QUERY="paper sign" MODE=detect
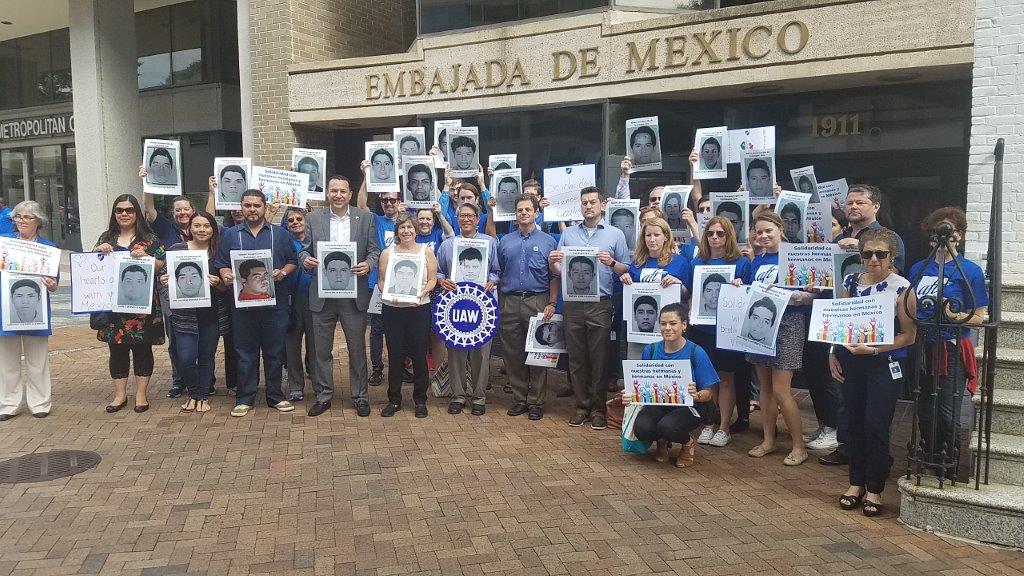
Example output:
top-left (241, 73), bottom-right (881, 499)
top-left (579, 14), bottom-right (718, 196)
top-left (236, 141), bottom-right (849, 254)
top-left (543, 164), bottom-right (595, 222)
top-left (0, 237), bottom-right (61, 277)
top-left (790, 166), bottom-right (821, 202)
top-left (809, 291), bottom-right (897, 345)
top-left (402, 155), bottom-right (436, 209)
top-left (624, 282), bottom-right (681, 344)
top-left (737, 282), bottom-right (791, 355)
top-left (394, 127), bottom-right (426, 168)
top-left (805, 202), bottom-right (833, 243)
top-left (292, 148), bottom-right (326, 201)
top-left (253, 166), bottom-right (308, 207)
top-left (562, 246), bottom-right (599, 302)
top-left (525, 313), bottom-right (567, 353)
top-left (690, 265), bottom-right (736, 325)
top-left (1, 274), bottom-right (49, 331)
top-left (779, 242), bottom-right (838, 288)
top-left (741, 147), bottom-right (777, 204)
top-left (112, 256), bottom-right (156, 314)
top-left (447, 126), bottom-right (479, 178)
top-left (491, 168), bottom-right (523, 222)
top-left (726, 126), bottom-right (775, 165)
top-left (70, 252), bottom-right (115, 314)
top-left (834, 250), bottom-right (863, 292)
top-left (775, 190), bottom-right (812, 244)
top-left (818, 178), bottom-right (849, 209)
top-left (451, 237), bottom-right (490, 285)
top-left (488, 154), bottom-right (517, 170)
top-left (167, 250), bottom-right (211, 309)
top-left (716, 284), bottom-right (761, 354)
top-left (214, 157), bottom-right (252, 210)
top-left (526, 352), bottom-right (560, 368)
top-left (365, 141), bottom-right (400, 193)
top-left (660, 185), bottom-right (692, 231)
top-left (710, 191), bottom-right (749, 244)
top-left (433, 119), bottom-right (462, 166)
top-left (142, 139), bottom-right (182, 195)
top-left (626, 116), bottom-right (662, 172)
top-left (317, 242), bottom-right (358, 299)
top-left (605, 199), bottom-right (640, 252)
top-left (693, 126), bottom-right (727, 179)
top-left (383, 252), bottom-right (425, 304)
top-left (622, 360), bottom-right (694, 406)
top-left (231, 249), bottom-right (276, 308)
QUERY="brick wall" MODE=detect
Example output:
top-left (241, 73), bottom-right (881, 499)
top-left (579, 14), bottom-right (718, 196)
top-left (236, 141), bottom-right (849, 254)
top-left (966, 0), bottom-right (1024, 278)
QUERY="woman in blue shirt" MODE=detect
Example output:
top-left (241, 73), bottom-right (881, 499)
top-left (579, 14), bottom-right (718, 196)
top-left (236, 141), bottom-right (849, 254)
top-left (621, 303), bottom-right (719, 468)
top-left (620, 217), bottom-right (691, 289)
top-left (282, 207), bottom-right (316, 401)
top-left (0, 201), bottom-right (59, 420)
top-left (829, 228), bottom-right (917, 517)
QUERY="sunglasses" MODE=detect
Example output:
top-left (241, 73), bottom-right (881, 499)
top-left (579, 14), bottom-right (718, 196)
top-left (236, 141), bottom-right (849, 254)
top-left (286, 217), bottom-right (304, 223)
top-left (114, 207), bottom-right (136, 215)
top-left (860, 250), bottom-right (891, 260)
top-left (705, 230), bottom-right (726, 238)
top-left (380, 198), bottom-right (399, 204)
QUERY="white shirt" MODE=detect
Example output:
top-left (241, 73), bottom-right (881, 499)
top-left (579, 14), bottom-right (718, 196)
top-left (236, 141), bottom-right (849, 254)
top-left (330, 209), bottom-right (351, 242)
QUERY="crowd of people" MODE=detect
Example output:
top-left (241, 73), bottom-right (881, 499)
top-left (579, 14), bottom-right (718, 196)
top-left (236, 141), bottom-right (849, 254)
top-left (0, 146), bottom-right (988, 518)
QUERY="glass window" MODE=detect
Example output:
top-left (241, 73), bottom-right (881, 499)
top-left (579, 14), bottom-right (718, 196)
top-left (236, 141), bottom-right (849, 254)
top-left (49, 30), bottom-right (73, 102)
top-left (171, 1), bottom-right (205, 84)
top-left (17, 33), bottom-right (51, 107)
top-left (137, 7), bottom-right (173, 89)
top-left (1, 149), bottom-right (28, 208)
top-left (420, 0), bottom-right (608, 35)
top-left (0, 42), bottom-right (18, 109)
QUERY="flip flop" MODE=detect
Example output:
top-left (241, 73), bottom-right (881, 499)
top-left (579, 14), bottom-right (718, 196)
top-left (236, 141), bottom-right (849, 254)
top-left (747, 444), bottom-right (777, 458)
top-left (181, 399), bottom-right (197, 412)
top-left (783, 452), bottom-right (809, 466)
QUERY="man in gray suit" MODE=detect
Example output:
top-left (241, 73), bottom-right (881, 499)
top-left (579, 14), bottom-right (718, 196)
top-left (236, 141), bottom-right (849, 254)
top-left (299, 174), bottom-right (380, 417)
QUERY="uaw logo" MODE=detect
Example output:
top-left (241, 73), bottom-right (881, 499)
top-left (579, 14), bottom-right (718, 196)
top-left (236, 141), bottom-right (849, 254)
top-left (432, 282), bottom-right (498, 350)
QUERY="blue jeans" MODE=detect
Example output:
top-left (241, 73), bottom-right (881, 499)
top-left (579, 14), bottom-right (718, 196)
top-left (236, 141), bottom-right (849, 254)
top-left (232, 306), bottom-right (288, 407)
top-left (174, 323), bottom-right (220, 400)
top-left (369, 313), bottom-right (384, 372)
top-left (164, 312), bottom-right (182, 389)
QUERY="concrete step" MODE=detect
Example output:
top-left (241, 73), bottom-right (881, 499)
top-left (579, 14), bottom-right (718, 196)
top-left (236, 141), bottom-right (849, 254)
top-left (898, 476), bottom-right (1024, 549)
top-left (973, 389), bottom-right (1024, 437)
top-left (990, 311), bottom-right (1024, 349)
top-left (1002, 282), bottom-right (1024, 314)
top-left (970, 432), bottom-right (1024, 487)
top-left (976, 346), bottom-right (1024, 392)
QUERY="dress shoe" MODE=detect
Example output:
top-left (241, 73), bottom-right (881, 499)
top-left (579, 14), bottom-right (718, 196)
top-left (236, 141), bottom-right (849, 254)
top-left (356, 400), bottom-right (370, 417)
top-left (590, 414), bottom-right (607, 430)
top-left (819, 448), bottom-right (849, 465)
top-left (0, 413), bottom-right (16, 421)
top-left (528, 405), bottom-right (543, 421)
top-left (507, 403), bottom-right (529, 416)
top-left (307, 401), bottom-right (331, 417)
top-left (447, 401), bottom-right (464, 415)
top-left (381, 403), bottom-right (401, 417)
top-left (729, 418), bottom-right (750, 433)
top-left (415, 404), bottom-right (428, 418)
top-left (105, 399), bottom-right (128, 413)
top-left (368, 369), bottom-right (384, 386)
top-left (32, 412), bottom-right (49, 418)
top-left (568, 413), bottom-right (588, 427)
top-left (133, 404), bottom-right (150, 413)
top-left (471, 404), bottom-right (486, 416)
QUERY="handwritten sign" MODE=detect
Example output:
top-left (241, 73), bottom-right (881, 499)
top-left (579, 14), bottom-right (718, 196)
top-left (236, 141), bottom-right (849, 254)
top-left (809, 292), bottom-right (896, 346)
top-left (542, 164), bottom-right (595, 222)
top-left (69, 252), bottom-right (115, 314)
top-left (818, 178), bottom-right (849, 208)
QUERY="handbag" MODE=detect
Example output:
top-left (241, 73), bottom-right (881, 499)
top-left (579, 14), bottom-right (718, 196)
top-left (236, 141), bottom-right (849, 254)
top-left (621, 403), bottom-right (652, 454)
top-left (89, 312), bottom-right (112, 330)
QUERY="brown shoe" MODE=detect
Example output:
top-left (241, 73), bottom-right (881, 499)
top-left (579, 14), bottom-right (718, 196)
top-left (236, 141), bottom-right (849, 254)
top-left (653, 440), bottom-right (670, 462)
top-left (675, 438), bottom-right (696, 468)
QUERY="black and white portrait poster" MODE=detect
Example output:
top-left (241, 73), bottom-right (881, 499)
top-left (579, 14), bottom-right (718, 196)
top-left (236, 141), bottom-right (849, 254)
top-left (626, 116), bottom-right (662, 172)
top-left (433, 119), bottom-right (462, 167)
top-left (689, 265), bottom-right (736, 326)
top-left (488, 154), bottom-right (517, 171)
top-left (447, 126), bottom-right (479, 178)
top-left (1, 273), bottom-right (48, 331)
top-left (710, 191), bottom-right (749, 244)
top-left (659, 185), bottom-right (692, 231)
top-left (741, 147), bottom-right (777, 204)
top-left (167, 250), bottom-right (211, 310)
top-left (790, 165), bottom-right (821, 202)
top-left (214, 157), bottom-right (252, 210)
top-left (317, 241), bottom-right (358, 299)
top-left (605, 199), bottom-right (640, 252)
top-left (738, 283), bottom-right (790, 355)
top-left (383, 253), bottom-right (425, 304)
top-left (491, 168), bottom-right (523, 222)
top-left (402, 155), bottom-right (436, 209)
top-left (562, 246), bottom-right (599, 302)
top-left (231, 249), bottom-right (276, 308)
top-left (365, 141), bottom-right (400, 193)
top-left (393, 127), bottom-right (426, 168)
top-left (142, 139), bottom-right (182, 195)
top-left (451, 237), bottom-right (490, 285)
top-left (624, 282), bottom-right (680, 344)
top-left (692, 126), bottom-right (727, 180)
top-left (774, 190), bottom-right (812, 245)
top-left (112, 256), bottom-right (156, 314)
top-left (834, 249), bottom-right (863, 290)
top-left (525, 313), bottom-right (567, 353)
top-left (292, 148), bottom-right (326, 201)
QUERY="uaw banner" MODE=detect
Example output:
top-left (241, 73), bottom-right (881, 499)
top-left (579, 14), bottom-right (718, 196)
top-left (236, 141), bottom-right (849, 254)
top-left (432, 282), bottom-right (499, 350)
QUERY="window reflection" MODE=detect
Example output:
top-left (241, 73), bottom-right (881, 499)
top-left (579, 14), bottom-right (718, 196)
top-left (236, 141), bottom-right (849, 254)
top-left (420, 0), bottom-right (608, 35)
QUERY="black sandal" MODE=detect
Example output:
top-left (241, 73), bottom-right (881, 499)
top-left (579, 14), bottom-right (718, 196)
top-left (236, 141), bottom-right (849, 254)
top-left (862, 499), bottom-right (884, 517)
top-left (839, 493), bottom-right (864, 510)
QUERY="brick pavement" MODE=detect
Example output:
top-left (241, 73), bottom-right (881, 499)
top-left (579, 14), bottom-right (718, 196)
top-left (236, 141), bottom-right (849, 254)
top-left (0, 325), bottom-right (1022, 576)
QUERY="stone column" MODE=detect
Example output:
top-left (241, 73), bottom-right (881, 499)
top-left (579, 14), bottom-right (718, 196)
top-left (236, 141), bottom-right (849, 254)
top-left (67, 0), bottom-right (140, 247)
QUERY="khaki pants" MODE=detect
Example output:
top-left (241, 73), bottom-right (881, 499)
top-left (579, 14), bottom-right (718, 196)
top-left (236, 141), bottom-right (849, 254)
top-left (448, 341), bottom-right (493, 406)
top-left (0, 335), bottom-right (52, 415)
top-left (499, 292), bottom-right (550, 406)
top-left (563, 299), bottom-right (613, 416)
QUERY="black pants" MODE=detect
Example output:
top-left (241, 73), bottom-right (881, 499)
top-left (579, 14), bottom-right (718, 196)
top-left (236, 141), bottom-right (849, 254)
top-left (839, 353), bottom-right (902, 494)
top-left (803, 340), bottom-right (845, 432)
top-left (381, 303), bottom-right (431, 406)
top-left (734, 361), bottom-right (752, 422)
top-left (108, 341), bottom-right (155, 379)
top-left (919, 341), bottom-right (970, 479)
top-left (633, 406), bottom-right (702, 444)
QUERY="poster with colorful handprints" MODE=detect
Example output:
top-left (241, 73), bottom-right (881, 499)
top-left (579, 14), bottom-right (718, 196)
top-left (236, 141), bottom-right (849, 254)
top-left (778, 242), bottom-right (838, 288)
top-left (805, 202), bottom-right (833, 243)
top-left (622, 360), bottom-right (694, 406)
top-left (808, 291), bottom-right (896, 346)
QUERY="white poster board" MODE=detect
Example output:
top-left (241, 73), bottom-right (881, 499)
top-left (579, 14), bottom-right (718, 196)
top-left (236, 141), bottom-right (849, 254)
top-left (433, 119), bottom-right (462, 166)
top-left (716, 284), bottom-right (755, 354)
top-left (402, 155), bottom-right (436, 209)
top-left (488, 154), bottom-right (517, 170)
top-left (834, 250), bottom-right (863, 292)
top-left (365, 141), bottom-right (400, 193)
top-left (253, 166), bottom-right (308, 208)
top-left (447, 126), bottom-right (479, 178)
top-left (543, 164), bottom-right (595, 222)
top-left (394, 127), bottom-right (426, 168)
top-left (167, 250), bottom-right (212, 309)
top-left (660, 185), bottom-right (692, 232)
top-left (741, 147), bottom-right (777, 204)
top-left (805, 202), bottom-right (833, 243)
top-left (726, 126), bottom-right (775, 165)
top-left (624, 282), bottom-right (681, 344)
top-left (525, 352), bottom-right (560, 368)
top-left (737, 282), bottom-right (791, 355)
top-left (491, 168), bottom-right (523, 222)
top-left (1, 274), bottom-right (49, 331)
top-left (231, 249), bottom-right (276, 308)
top-left (779, 242), bottom-right (838, 288)
top-left (693, 126), bottom-right (728, 179)
top-left (562, 246), bottom-right (599, 302)
top-left (790, 165), bottom-right (821, 202)
top-left (214, 157), bottom-right (252, 210)
top-left (622, 360), bottom-right (694, 406)
top-left (775, 190), bottom-right (812, 244)
top-left (525, 313), bottom-right (567, 353)
top-left (626, 116), bottom-right (662, 172)
top-left (317, 241), bottom-right (358, 299)
top-left (69, 252), bottom-right (115, 314)
top-left (112, 256), bottom-right (156, 314)
top-left (690, 265), bottom-right (736, 326)
top-left (710, 191), bottom-right (749, 244)
top-left (0, 237), bottom-right (61, 277)
top-left (605, 199), bottom-right (640, 252)
top-left (383, 252), bottom-right (425, 304)
top-left (818, 178), bottom-right (849, 209)
top-left (292, 148), bottom-right (326, 201)
top-left (809, 292), bottom-right (897, 346)
top-left (451, 237), bottom-right (490, 285)
top-left (142, 139), bottom-right (182, 195)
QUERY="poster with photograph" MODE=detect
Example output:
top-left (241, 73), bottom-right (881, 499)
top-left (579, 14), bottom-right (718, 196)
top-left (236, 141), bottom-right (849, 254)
top-left (112, 256), bottom-right (156, 314)
top-left (809, 291), bottom-right (897, 346)
top-left (0, 237), bottom-right (61, 277)
top-left (451, 237), bottom-right (490, 285)
top-left (624, 283), bottom-right (681, 344)
top-left (433, 119), bottom-right (462, 166)
top-left (447, 126), bottom-right (479, 178)
top-left (292, 148), bottom-right (326, 201)
top-left (1, 274), bottom-right (48, 331)
top-left (805, 202), bottom-right (833, 243)
top-left (368, 285), bottom-right (383, 314)
top-left (622, 360), bottom-right (694, 406)
top-left (726, 126), bottom-right (775, 165)
top-left (69, 252), bottom-right (115, 314)
top-left (525, 313), bottom-right (567, 353)
top-left (741, 148), bottom-right (776, 204)
top-left (525, 352), bottom-right (560, 368)
top-left (491, 168), bottom-right (523, 222)
top-left (488, 154), bottom-right (517, 171)
top-left (779, 242), bottom-right (838, 288)
top-left (710, 191), bottom-right (749, 244)
top-left (790, 166), bottom-right (821, 202)
top-left (672, 228), bottom-right (693, 248)
top-left (716, 284), bottom-right (760, 354)
top-left (693, 126), bottom-right (728, 179)
top-left (214, 157), bottom-right (252, 210)
top-left (660, 185), bottom-right (692, 231)
top-left (167, 250), bottom-right (211, 310)
top-left (365, 141), bottom-right (400, 193)
top-left (317, 241), bottom-right (358, 299)
top-left (543, 164), bottom-right (595, 222)
top-left (774, 190), bottom-right (812, 244)
top-left (393, 127), bottom-right (426, 168)
top-left (252, 166), bottom-right (308, 207)
top-left (737, 283), bottom-right (791, 355)
top-left (230, 249), bottom-right (276, 308)
top-left (383, 252), bottom-right (425, 304)
top-left (696, 210), bottom-right (712, 236)
top-left (562, 246), bottom-right (599, 302)
top-left (605, 199), bottom-right (640, 252)
top-left (690, 265), bottom-right (736, 326)
top-left (834, 249), bottom-right (863, 292)
top-left (818, 178), bottom-right (849, 209)
top-left (402, 155), bottom-right (436, 209)
top-left (142, 139), bottom-right (182, 195)
top-left (626, 116), bottom-right (662, 172)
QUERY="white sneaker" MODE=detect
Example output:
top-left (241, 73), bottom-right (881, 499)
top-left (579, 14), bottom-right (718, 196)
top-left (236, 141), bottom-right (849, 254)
top-left (273, 400), bottom-right (295, 413)
top-left (806, 427), bottom-right (839, 451)
top-left (708, 430), bottom-right (731, 447)
top-left (802, 425), bottom-right (824, 444)
top-left (230, 404), bottom-right (251, 417)
top-left (697, 425), bottom-right (715, 444)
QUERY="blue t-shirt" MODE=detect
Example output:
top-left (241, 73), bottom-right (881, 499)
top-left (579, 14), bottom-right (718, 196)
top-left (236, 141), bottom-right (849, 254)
top-left (369, 216), bottom-right (397, 289)
top-left (745, 252), bottom-right (779, 285)
top-left (640, 339), bottom-right (720, 391)
top-left (151, 213), bottom-right (188, 253)
top-left (289, 238), bottom-right (313, 297)
top-left (0, 206), bottom-right (13, 235)
top-left (415, 227), bottom-right (446, 257)
top-left (909, 255), bottom-right (989, 341)
top-left (627, 254), bottom-right (693, 287)
top-left (689, 255), bottom-right (752, 334)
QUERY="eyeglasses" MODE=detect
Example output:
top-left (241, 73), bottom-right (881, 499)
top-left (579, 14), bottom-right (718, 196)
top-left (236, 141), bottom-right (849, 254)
top-left (860, 250), bottom-right (891, 261)
top-left (705, 230), bottom-right (726, 238)
top-left (114, 207), bottom-right (136, 215)
top-left (286, 217), bottom-right (304, 223)
top-left (12, 214), bottom-right (36, 221)
top-left (380, 198), bottom-right (399, 204)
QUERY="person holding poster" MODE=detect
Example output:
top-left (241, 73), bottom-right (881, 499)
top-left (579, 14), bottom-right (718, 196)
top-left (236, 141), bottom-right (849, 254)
top-left (619, 217), bottom-right (690, 347)
top-left (0, 201), bottom-right (59, 421)
top-left (437, 203), bottom-right (501, 416)
top-left (621, 304), bottom-right (719, 468)
top-left (281, 207), bottom-right (316, 403)
top-left (741, 150), bottom-right (776, 203)
top-left (828, 228), bottom-right (917, 517)
top-left (215, 190), bottom-right (297, 418)
top-left (143, 140), bottom-right (181, 194)
top-left (378, 214), bottom-right (437, 418)
top-left (550, 186), bottom-right (630, 430)
top-left (93, 195), bottom-right (167, 415)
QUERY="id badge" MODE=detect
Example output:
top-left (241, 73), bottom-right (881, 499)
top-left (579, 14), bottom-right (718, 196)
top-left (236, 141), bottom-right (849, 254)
top-left (889, 360), bottom-right (903, 380)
